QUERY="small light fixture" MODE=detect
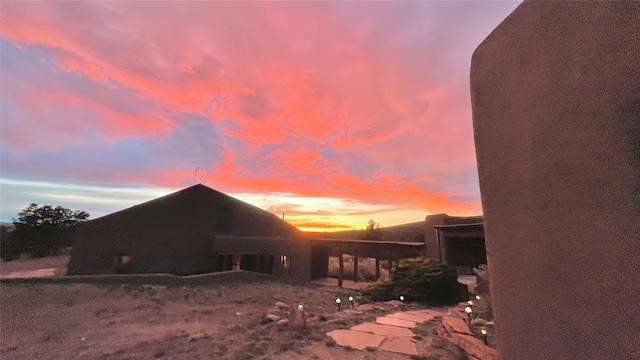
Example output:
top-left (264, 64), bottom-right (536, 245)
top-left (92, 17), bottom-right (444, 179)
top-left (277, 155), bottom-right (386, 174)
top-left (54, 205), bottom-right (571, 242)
top-left (468, 300), bottom-right (474, 307)
top-left (399, 295), bottom-right (405, 302)
top-left (475, 294), bottom-right (481, 300)
top-left (348, 296), bottom-right (354, 309)
top-left (336, 298), bottom-right (342, 311)
top-left (481, 328), bottom-right (488, 345)
top-left (464, 306), bottom-right (472, 323)
top-left (298, 304), bottom-right (304, 311)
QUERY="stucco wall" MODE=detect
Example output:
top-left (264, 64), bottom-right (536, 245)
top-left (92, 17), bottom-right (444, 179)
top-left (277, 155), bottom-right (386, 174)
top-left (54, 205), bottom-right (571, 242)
top-left (471, 1), bottom-right (640, 359)
top-left (425, 214), bottom-right (484, 261)
top-left (425, 214), bottom-right (447, 260)
top-left (213, 236), bottom-right (312, 282)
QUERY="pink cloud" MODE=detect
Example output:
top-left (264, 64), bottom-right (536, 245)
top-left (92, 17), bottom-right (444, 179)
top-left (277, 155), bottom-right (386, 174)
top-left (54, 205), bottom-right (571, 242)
top-left (0, 1), bottom-right (520, 225)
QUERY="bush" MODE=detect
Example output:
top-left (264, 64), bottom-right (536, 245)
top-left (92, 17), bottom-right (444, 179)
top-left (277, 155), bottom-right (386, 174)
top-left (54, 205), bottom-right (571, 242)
top-left (361, 257), bottom-right (459, 305)
top-left (1, 226), bottom-right (20, 261)
top-left (473, 293), bottom-right (493, 320)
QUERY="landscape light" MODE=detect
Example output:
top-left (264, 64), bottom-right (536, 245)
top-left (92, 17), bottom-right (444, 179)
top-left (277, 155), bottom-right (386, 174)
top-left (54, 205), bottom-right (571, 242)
top-left (481, 328), bottom-right (488, 345)
top-left (348, 296), bottom-right (354, 309)
top-left (468, 300), bottom-right (474, 307)
top-left (464, 306), bottom-right (472, 323)
top-left (400, 295), bottom-right (405, 302)
top-left (298, 304), bottom-right (304, 311)
top-left (336, 298), bottom-right (342, 311)
top-left (475, 294), bottom-right (481, 301)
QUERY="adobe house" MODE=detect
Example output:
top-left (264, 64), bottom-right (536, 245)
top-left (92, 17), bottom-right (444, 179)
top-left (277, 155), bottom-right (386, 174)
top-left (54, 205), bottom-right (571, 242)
top-left (424, 214), bottom-right (486, 271)
top-left (67, 184), bottom-right (312, 281)
top-left (68, 183), bottom-right (427, 285)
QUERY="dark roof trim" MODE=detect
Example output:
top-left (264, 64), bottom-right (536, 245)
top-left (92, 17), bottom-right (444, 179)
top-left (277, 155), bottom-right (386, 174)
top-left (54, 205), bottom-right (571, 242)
top-left (215, 236), bottom-right (293, 241)
top-left (433, 223), bottom-right (484, 229)
top-left (308, 238), bottom-right (424, 247)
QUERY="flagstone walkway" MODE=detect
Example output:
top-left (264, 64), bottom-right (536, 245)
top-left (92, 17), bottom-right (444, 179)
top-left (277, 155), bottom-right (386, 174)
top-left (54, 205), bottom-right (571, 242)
top-left (326, 307), bottom-right (449, 356)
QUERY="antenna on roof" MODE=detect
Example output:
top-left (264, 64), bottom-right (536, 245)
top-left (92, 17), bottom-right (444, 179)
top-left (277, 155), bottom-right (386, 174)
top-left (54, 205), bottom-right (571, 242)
top-left (194, 166), bottom-right (203, 185)
top-left (282, 212), bottom-right (285, 220)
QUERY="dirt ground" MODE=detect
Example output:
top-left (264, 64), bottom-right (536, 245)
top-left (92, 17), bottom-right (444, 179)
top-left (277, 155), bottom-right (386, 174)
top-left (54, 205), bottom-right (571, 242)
top-left (0, 281), bottom-right (457, 360)
top-left (0, 255), bottom-right (70, 276)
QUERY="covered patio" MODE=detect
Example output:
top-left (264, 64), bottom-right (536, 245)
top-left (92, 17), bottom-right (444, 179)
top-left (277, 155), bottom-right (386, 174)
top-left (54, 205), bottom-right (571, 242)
top-left (307, 238), bottom-right (424, 287)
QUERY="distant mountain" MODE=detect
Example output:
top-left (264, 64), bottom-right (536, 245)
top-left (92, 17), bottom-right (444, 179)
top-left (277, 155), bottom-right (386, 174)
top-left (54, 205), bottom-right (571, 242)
top-left (0, 222), bottom-right (14, 228)
top-left (324, 220), bottom-right (425, 242)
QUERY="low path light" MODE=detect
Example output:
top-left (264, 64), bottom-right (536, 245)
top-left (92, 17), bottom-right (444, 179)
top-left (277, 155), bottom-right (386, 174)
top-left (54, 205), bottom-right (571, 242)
top-left (399, 295), bottom-right (405, 302)
top-left (475, 294), bottom-right (481, 301)
top-left (481, 328), bottom-right (488, 345)
top-left (464, 306), bottom-right (472, 323)
top-left (348, 296), bottom-right (354, 309)
top-left (336, 298), bottom-right (342, 311)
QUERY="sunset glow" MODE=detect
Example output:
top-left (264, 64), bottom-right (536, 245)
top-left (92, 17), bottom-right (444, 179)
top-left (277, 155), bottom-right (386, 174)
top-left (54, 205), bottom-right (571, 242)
top-left (0, 1), bottom-right (521, 232)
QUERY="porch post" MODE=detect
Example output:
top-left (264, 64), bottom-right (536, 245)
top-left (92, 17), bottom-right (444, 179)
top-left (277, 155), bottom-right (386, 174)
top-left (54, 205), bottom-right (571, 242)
top-left (338, 248), bottom-right (344, 288)
top-left (388, 249), bottom-right (393, 277)
top-left (225, 254), bottom-right (231, 271)
top-left (353, 248), bottom-right (359, 282)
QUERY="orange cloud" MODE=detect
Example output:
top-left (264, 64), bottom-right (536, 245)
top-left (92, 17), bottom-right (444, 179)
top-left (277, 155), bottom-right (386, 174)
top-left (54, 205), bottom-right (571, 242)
top-left (0, 1), bottom-right (520, 227)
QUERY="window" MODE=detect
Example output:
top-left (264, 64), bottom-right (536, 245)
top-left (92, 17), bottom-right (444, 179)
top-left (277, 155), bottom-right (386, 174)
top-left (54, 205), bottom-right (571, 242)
top-left (232, 254), bottom-right (241, 270)
top-left (114, 254), bottom-right (132, 274)
top-left (217, 207), bottom-right (233, 234)
top-left (113, 255), bottom-right (132, 266)
top-left (280, 255), bottom-right (289, 269)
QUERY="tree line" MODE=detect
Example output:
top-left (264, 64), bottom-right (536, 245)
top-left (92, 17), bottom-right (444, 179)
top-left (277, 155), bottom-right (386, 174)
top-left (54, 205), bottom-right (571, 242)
top-left (1, 204), bottom-right (89, 261)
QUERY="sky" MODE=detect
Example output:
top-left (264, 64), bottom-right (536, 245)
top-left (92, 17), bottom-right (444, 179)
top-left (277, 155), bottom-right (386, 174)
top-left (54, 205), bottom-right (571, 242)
top-left (0, 1), bottom-right (521, 232)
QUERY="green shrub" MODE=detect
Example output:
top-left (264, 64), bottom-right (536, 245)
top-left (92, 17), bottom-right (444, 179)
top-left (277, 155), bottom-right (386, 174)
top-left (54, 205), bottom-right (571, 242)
top-left (473, 293), bottom-right (493, 320)
top-left (361, 257), bottom-right (459, 305)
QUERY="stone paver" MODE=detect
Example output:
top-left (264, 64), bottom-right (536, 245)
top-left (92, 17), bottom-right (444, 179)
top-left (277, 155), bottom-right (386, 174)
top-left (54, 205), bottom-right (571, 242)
top-left (387, 309), bottom-right (446, 323)
top-left (375, 316), bottom-right (416, 328)
top-left (457, 275), bottom-right (477, 294)
top-left (351, 323), bottom-right (414, 338)
top-left (343, 309), bottom-right (363, 315)
top-left (355, 304), bottom-right (385, 311)
top-left (452, 333), bottom-right (499, 360)
top-left (384, 300), bottom-right (405, 307)
top-left (326, 304), bottom-right (457, 356)
top-left (442, 316), bottom-right (473, 336)
top-left (379, 338), bottom-right (419, 355)
top-left (326, 329), bottom-right (385, 350)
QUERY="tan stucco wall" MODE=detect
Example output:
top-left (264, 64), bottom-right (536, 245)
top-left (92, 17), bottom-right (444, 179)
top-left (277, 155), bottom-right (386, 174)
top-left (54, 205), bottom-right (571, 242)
top-left (425, 214), bottom-right (484, 262)
top-left (425, 214), bottom-right (447, 260)
top-left (471, 1), bottom-right (640, 359)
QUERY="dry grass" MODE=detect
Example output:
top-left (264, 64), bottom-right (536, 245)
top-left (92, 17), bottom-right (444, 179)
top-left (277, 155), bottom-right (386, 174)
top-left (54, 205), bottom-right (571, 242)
top-left (0, 281), bottom-right (419, 360)
top-left (468, 294), bottom-right (496, 350)
top-left (327, 256), bottom-right (389, 282)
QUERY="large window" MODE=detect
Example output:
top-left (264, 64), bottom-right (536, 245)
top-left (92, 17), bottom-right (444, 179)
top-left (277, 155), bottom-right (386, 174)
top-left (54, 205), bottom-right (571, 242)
top-left (217, 207), bottom-right (233, 234)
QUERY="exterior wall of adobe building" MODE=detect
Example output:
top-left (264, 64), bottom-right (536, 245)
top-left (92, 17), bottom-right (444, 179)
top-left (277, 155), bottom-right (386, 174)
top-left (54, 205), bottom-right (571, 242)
top-left (471, 1), bottom-right (640, 359)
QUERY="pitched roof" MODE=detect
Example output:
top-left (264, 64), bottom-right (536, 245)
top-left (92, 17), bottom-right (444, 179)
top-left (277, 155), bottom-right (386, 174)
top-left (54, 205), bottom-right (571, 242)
top-left (84, 184), bottom-right (298, 233)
